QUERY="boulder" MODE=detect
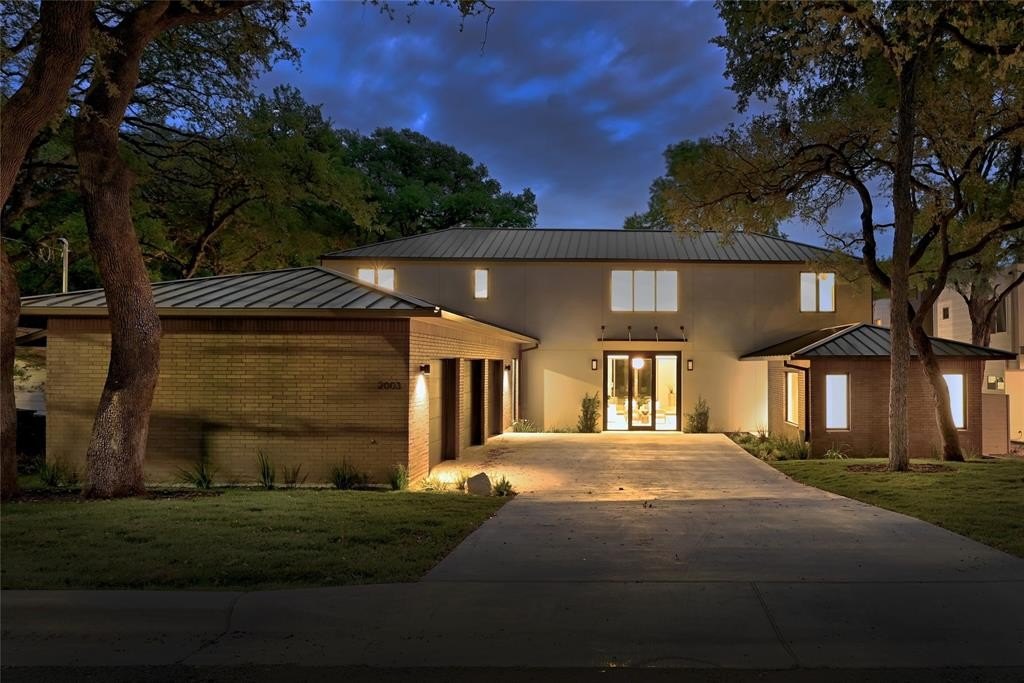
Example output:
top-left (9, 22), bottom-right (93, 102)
top-left (466, 472), bottom-right (492, 496)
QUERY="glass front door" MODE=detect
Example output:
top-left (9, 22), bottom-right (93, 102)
top-left (605, 352), bottom-right (679, 431)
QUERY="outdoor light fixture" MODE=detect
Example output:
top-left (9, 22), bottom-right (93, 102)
top-left (419, 364), bottom-right (431, 375)
top-left (687, 359), bottom-right (694, 371)
top-left (631, 357), bottom-right (646, 370)
top-left (504, 364), bottom-right (511, 372)
top-left (591, 359), bottom-right (598, 371)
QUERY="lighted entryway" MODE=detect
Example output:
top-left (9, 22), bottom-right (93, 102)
top-left (604, 352), bottom-right (679, 430)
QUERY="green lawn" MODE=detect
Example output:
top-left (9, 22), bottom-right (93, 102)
top-left (771, 458), bottom-right (1024, 558)
top-left (1, 488), bottom-right (506, 590)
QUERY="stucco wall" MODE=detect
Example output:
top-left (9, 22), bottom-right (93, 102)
top-left (323, 258), bottom-right (872, 430)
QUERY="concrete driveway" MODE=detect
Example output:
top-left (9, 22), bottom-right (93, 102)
top-left (5, 433), bottom-right (1024, 672)
top-left (429, 432), bottom-right (1024, 582)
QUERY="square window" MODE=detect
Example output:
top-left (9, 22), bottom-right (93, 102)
top-left (825, 374), bottom-right (849, 430)
top-left (357, 267), bottom-right (375, 284)
top-left (474, 269), bottom-right (489, 299)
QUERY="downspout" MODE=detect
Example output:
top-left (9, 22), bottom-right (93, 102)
top-left (517, 342), bottom-right (540, 421)
top-left (784, 360), bottom-right (811, 444)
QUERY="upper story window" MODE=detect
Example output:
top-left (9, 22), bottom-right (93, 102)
top-left (800, 272), bottom-right (835, 312)
top-left (992, 300), bottom-right (1007, 334)
top-left (474, 269), bottom-right (489, 299)
top-left (611, 270), bottom-right (677, 312)
top-left (941, 306), bottom-right (950, 320)
top-left (357, 267), bottom-right (395, 291)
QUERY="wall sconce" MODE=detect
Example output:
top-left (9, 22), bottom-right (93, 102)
top-left (504, 364), bottom-right (511, 372)
top-left (419, 363), bottom-right (431, 375)
top-left (686, 359), bottom-right (694, 372)
top-left (591, 359), bottom-right (598, 371)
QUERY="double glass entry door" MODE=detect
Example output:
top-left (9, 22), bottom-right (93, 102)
top-left (605, 353), bottom-right (679, 431)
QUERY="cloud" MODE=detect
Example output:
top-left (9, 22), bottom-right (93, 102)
top-left (259, 0), bottom-right (891, 251)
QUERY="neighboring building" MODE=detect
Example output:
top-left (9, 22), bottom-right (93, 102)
top-left (872, 298), bottom-right (890, 328)
top-left (20, 228), bottom-right (1013, 483)
top-left (932, 265), bottom-right (1024, 445)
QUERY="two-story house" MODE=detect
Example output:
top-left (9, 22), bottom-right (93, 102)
top-left (21, 227), bottom-right (1013, 483)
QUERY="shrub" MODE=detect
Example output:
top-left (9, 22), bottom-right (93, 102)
top-left (548, 425), bottom-right (578, 433)
top-left (38, 459), bottom-right (79, 488)
top-left (178, 453), bottom-right (215, 489)
top-left (281, 464), bottom-right (308, 488)
top-left (256, 452), bottom-right (276, 490)
top-left (685, 396), bottom-right (710, 433)
top-left (454, 470), bottom-right (471, 492)
top-left (577, 392), bottom-right (601, 433)
top-left (419, 476), bottom-right (450, 492)
top-left (775, 436), bottom-right (809, 461)
top-left (492, 475), bottom-right (515, 497)
top-left (823, 445), bottom-right (848, 460)
top-left (329, 461), bottom-right (367, 490)
top-left (510, 418), bottom-right (538, 433)
top-left (388, 464), bottom-right (409, 491)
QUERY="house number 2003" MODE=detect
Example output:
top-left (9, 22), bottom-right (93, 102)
top-left (378, 381), bottom-right (402, 390)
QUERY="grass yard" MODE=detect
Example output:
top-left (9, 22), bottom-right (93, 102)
top-left (0, 488), bottom-right (506, 590)
top-left (772, 458), bottom-right (1024, 558)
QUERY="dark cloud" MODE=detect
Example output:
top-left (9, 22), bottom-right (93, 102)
top-left (260, 1), bottom-right (891, 252)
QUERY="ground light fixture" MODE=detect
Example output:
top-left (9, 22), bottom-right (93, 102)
top-left (419, 364), bottom-right (431, 375)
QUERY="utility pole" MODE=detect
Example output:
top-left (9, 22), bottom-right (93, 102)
top-left (57, 237), bottom-right (69, 293)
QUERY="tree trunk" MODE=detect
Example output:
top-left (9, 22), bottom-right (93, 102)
top-left (74, 14), bottom-right (167, 498)
top-left (887, 59), bottom-right (919, 473)
top-left (0, 2), bottom-right (94, 499)
top-left (910, 324), bottom-right (963, 461)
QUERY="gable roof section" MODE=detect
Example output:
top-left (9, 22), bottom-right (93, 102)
top-left (741, 323), bottom-right (1016, 360)
top-left (323, 227), bottom-right (835, 263)
top-left (20, 267), bottom-right (436, 312)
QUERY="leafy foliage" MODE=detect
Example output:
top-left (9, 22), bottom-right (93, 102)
top-left (329, 461), bottom-right (368, 490)
top-left (492, 475), bottom-right (515, 497)
top-left (509, 418), bottom-right (538, 433)
top-left (256, 452), bottom-right (276, 490)
top-left (388, 463), bottom-right (409, 491)
top-left (178, 453), bottom-right (216, 490)
top-left (281, 464), bottom-right (308, 489)
top-left (577, 392), bottom-right (601, 433)
top-left (37, 460), bottom-right (79, 488)
top-left (684, 396), bottom-right (710, 434)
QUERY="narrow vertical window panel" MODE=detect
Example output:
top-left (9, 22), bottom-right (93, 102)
top-left (800, 272), bottom-right (817, 311)
top-left (655, 270), bottom-right (678, 311)
top-left (786, 372), bottom-right (799, 424)
top-left (825, 374), bottom-right (848, 429)
top-left (818, 273), bottom-right (835, 312)
top-left (633, 270), bottom-right (655, 311)
top-left (357, 268), bottom-right (376, 284)
top-left (378, 268), bottom-right (395, 291)
top-left (473, 269), bottom-right (488, 299)
top-left (943, 373), bottom-right (965, 429)
top-left (611, 270), bottom-right (633, 311)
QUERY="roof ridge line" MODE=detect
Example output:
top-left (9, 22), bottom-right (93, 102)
top-left (791, 322), bottom-right (863, 355)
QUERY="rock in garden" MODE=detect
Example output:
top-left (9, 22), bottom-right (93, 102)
top-left (466, 473), bottom-right (492, 496)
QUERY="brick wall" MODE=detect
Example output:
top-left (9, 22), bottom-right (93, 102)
top-left (407, 318), bottom-right (518, 480)
top-left (47, 317), bottom-right (412, 484)
top-left (767, 359), bottom-right (807, 441)
top-left (808, 357), bottom-right (985, 458)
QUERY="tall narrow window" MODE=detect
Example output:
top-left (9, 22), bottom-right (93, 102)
top-left (825, 374), bottom-right (849, 430)
top-left (943, 373), bottom-right (965, 429)
top-left (474, 269), bottom-right (489, 299)
top-left (785, 372), bottom-right (800, 425)
top-left (800, 272), bottom-right (836, 312)
top-left (611, 270), bottom-right (678, 312)
top-left (611, 270), bottom-right (633, 311)
top-left (377, 268), bottom-right (395, 291)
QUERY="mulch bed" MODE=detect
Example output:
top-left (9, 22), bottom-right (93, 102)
top-left (846, 463), bottom-right (955, 474)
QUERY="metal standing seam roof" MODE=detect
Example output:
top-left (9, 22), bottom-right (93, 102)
top-left (741, 323), bottom-right (1017, 360)
top-left (19, 266), bottom-right (437, 312)
top-left (322, 227), bottom-right (837, 262)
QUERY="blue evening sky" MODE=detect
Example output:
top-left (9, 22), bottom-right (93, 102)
top-left (260, 1), bottom-right (893, 252)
